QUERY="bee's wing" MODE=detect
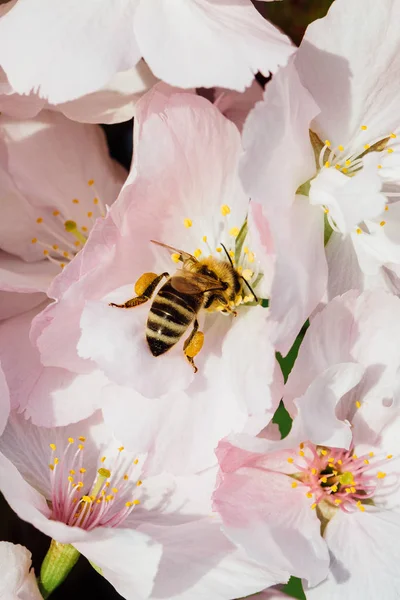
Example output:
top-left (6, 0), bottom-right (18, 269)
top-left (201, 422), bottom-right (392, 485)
top-left (170, 270), bottom-right (226, 295)
top-left (150, 240), bottom-right (196, 263)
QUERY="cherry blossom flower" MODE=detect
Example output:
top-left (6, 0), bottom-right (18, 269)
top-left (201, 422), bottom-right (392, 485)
top-left (0, 542), bottom-right (42, 600)
top-left (0, 110), bottom-right (125, 319)
top-left (0, 0), bottom-right (294, 104)
top-left (214, 290), bottom-right (400, 598)
top-left (0, 410), bottom-right (287, 599)
top-left (240, 0), bottom-right (400, 351)
top-left (28, 89), bottom-right (281, 444)
top-left (0, 62), bottom-right (158, 125)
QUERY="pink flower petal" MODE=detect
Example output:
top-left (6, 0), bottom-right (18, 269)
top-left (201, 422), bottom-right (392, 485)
top-left (0, 542), bottom-right (42, 600)
top-left (0, 0), bottom-right (141, 103)
top-left (134, 0), bottom-right (293, 91)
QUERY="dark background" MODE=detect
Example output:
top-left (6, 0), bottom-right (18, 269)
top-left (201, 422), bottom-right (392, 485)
top-left (1, 1), bottom-right (333, 598)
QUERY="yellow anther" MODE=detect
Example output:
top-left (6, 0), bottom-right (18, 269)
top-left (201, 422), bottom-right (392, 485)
top-left (79, 437), bottom-right (86, 442)
top-left (242, 269), bottom-right (253, 281)
top-left (183, 218), bottom-right (192, 228)
top-left (43, 250), bottom-right (49, 256)
top-left (247, 252), bottom-right (255, 263)
top-left (220, 204), bottom-right (231, 216)
top-left (202, 235), bottom-right (207, 242)
top-left (82, 495), bottom-right (92, 503)
top-left (345, 487), bottom-right (351, 493)
top-left (324, 161), bottom-right (330, 168)
top-left (334, 498), bottom-right (342, 505)
top-left (364, 144), bottom-right (370, 150)
top-left (388, 148), bottom-right (394, 154)
top-left (337, 460), bottom-right (342, 465)
top-left (330, 484), bottom-right (338, 493)
top-left (361, 125), bottom-right (368, 131)
top-left (96, 499), bottom-right (102, 504)
top-left (320, 476), bottom-right (328, 483)
top-left (387, 454), bottom-right (393, 459)
top-left (49, 443), bottom-right (56, 451)
top-left (60, 263), bottom-right (65, 269)
top-left (291, 482), bottom-right (298, 488)
top-left (78, 444), bottom-right (84, 450)
top-left (324, 140), bottom-right (331, 147)
top-left (377, 471), bottom-right (387, 479)
top-left (194, 249), bottom-right (202, 258)
top-left (243, 246), bottom-right (249, 254)
top-left (79, 468), bottom-right (86, 474)
top-left (49, 464), bottom-right (54, 471)
top-left (123, 474), bottom-right (129, 481)
top-left (81, 226), bottom-right (88, 232)
top-left (125, 501), bottom-right (133, 508)
top-left (335, 164), bottom-right (341, 169)
top-left (380, 221), bottom-right (386, 227)
top-left (298, 450), bottom-right (305, 457)
top-left (341, 167), bottom-right (348, 174)
top-left (311, 503), bottom-right (317, 510)
top-left (31, 238), bottom-right (37, 244)
top-left (355, 400), bottom-right (361, 408)
top-left (133, 458), bottom-right (139, 465)
top-left (345, 160), bottom-right (351, 166)
top-left (68, 476), bottom-right (74, 483)
top-left (72, 198), bottom-right (79, 204)
top-left (369, 452), bottom-right (374, 457)
top-left (88, 179), bottom-right (94, 186)
top-left (133, 499), bottom-right (140, 505)
top-left (299, 442), bottom-right (304, 449)
top-left (324, 208), bottom-right (329, 214)
top-left (385, 205), bottom-right (389, 211)
top-left (118, 446), bottom-right (125, 452)
top-left (74, 241), bottom-right (80, 247)
top-left (105, 495), bottom-right (113, 502)
top-left (87, 211), bottom-right (93, 218)
top-left (320, 449), bottom-right (327, 456)
top-left (328, 457), bottom-right (334, 463)
top-left (356, 228), bottom-right (362, 234)
top-left (378, 164), bottom-right (382, 169)
top-left (69, 470), bottom-right (75, 475)
top-left (112, 488), bottom-right (118, 494)
top-left (390, 132), bottom-right (397, 138)
top-left (356, 500), bottom-right (365, 511)
top-left (105, 482), bottom-right (110, 488)
top-left (171, 253), bottom-right (180, 263)
top-left (101, 456), bottom-right (106, 463)
top-left (311, 468), bottom-right (317, 475)
top-left (53, 210), bottom-right (60, 217)
top-left (36, 217), bottom-right (43, 224)
top-left (68, 437), bottom-right (75, 444)
top-left (76, 482), bottom-right (84, 489)
top-left (364, 459), bottom-right (370, 465)
top-left (216, 247), bottom-right (222, 253)
top-left (338, 145), bottom-right (344, 152)
top-left (54, 458), bottom-right (59, 465)
top-left (352, 454), bottom-right (358, 460)
top-left (52, 245), bottom-right (58, 250)
top-left (350, 486), bottom-right (356, 493)
top-left (229, 227), bottom-right (239, 237)
top-left (306, 492), bottom-right (313, 498)
top-left (93, 198), bottom-right (99, 205)
top-left (287, 457), bottom-right (294, 463)
top-left (136, 480), bottom-right (143, 487)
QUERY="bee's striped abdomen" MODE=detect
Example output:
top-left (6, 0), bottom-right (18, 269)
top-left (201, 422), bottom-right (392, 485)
top-left (146, 280), bottom-right (202, 356)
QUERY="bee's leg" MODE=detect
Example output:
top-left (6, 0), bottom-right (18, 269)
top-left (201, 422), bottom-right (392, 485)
top-left (183, 319), bottom-right (204, 374)
top-left (109, 272), bottom-right (169, 309)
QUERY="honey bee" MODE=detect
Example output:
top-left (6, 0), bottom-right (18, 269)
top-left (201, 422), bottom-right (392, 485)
top-left (109, 240), bottom-right (257, 372)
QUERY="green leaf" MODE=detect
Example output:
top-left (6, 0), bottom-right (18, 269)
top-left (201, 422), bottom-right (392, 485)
top-left (283, 576), bottom-right (307, 600)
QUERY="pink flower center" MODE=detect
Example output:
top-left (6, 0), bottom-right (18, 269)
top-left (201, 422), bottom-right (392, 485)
top-left (31, 178), bottom-right (106, 269)
top-left (47, 437), bottom-right (142, 530)
top-left (289, 442), bottom-right (394, 513)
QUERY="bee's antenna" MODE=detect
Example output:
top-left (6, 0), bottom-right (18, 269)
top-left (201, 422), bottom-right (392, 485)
top-left (220, 242), bottom-right (234, 267)
top-left (241, 277), bottom-right (258, 303)
top-left (220, 242), bottom-right (258, 303)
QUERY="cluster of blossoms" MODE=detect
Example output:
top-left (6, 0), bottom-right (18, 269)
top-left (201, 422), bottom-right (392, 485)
top-left (0, 0), bottom-right (399, 599)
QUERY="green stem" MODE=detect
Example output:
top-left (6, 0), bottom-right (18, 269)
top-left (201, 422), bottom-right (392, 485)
top-left (38, 540), bottom-right (80, 599)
